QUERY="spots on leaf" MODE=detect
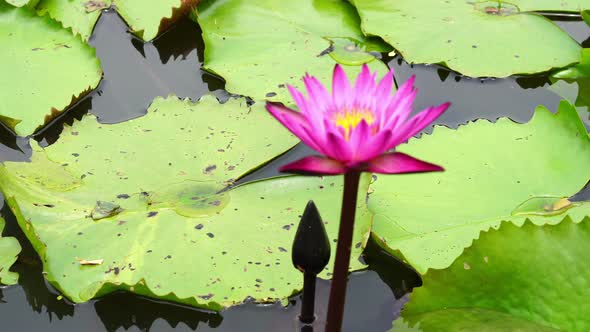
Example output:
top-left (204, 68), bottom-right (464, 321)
top-left (203, 165), bottom-right (217, 174)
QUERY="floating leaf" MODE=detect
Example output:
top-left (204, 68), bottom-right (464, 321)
top-left (551, 48), bottom-right (590, 111)
top-left (114, 0), bottom-right (199, 41)
top-left (0, 95), bottom-right (373, 309)
top-left (35, 0), bottom-right (111, 40)
top-left (369, 100), bottom-right (590, 274)
top-left (0, 217), bottom-right (21, 285)
top-left (5, 0), bottom-right (38, 7)
top-left (392, 213), bottom-right (590, 331)
top-left (349, 0), bottom-right (584, 77)
top-left (0, 2), bottom-right (102, 136)
top-left (25, 0), bottom-right (196, 41)
top-left (196, 0), bottom-right (390, 103)
top-left (553, 49), bottom-right (590, 80)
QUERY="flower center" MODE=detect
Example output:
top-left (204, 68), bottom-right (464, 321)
top-left (333, 109), bottom-right (375, 139)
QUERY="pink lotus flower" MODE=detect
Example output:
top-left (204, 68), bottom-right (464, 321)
top-left (266, 64), bottom-right (450, 175)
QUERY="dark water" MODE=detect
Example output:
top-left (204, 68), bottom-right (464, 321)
top-left (0, 9), bottom-right (589, 332)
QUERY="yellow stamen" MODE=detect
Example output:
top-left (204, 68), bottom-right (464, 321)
top-left (334, 109), bottom-right (375, 139)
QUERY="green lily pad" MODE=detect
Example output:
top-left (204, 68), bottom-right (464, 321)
top-left (552, 48), bottom-right (590, 111)
top-left (196, 0), bottom-right (391, 103)
top-left (553, 49), bottom-right (590, 80)
top-left (369, 100), bottom-right (590, 274)
top-left (16, 0), bottom-right (195, 41)
top-left (393, 212), bottom-right (590, 331)
top-left (392, 309), bottom-right (560, 331)
top-left (115, 0), bottom-right (198, 41)
top-left (349, 0), bottom-right (584, 77)
top-left (0, 95), bottom-right (373, 309)
top-left (0, 2), bottom-right (102, 136)
top-left (5, 0), bottom-right (39, 7)
top-left (35, 0), bottom-right (111, 41)
top-left (0, 217), bottom-right (21, 285)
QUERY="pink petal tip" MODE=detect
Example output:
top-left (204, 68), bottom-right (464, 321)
top-left (279, 156), bottom-right (346, 175)
top-left (365, 152), bottom-right (444, 174)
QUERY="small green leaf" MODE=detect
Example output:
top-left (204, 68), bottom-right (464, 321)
top-left (349, 0), bottom-right (584, 77)
top-left (582, 9), bottom-right (590, 26)
top-left (394, 212), bottom-right (590, 331)
top-left (0, 2), bottom-right (102, 136)
top-left (551, 49), bottom-right (590, 112)
top-left (0, 217), bottom-right (21, 285)
top-left (369, 100), bottom-right (590, 274)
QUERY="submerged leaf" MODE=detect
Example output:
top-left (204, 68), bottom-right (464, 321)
top-left (349, 0), bottom-right (584, 77)
top-left (327, 37), bottom-right (378, 66)
top-left (0, 2), bottom-right (102, 136)
top-left (393, 214), bottom-right (590, 331)
top-left (90, 201), bottom-right (123, 221)
top-left (369, 100), bottom-right (590, 274)
top-left (0, 95), bottom-right (373, 309)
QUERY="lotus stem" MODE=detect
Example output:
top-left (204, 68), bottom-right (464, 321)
top-left (325, 171), bottom-right (361, 332)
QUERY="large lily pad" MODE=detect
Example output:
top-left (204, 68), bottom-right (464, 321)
top-left (0, 2), bottom-right (102, 136)
top-left (349, 0), bottom-right (584, 77)
top-left (0, 95), bottom-right (373, 309)
top-left (196, 0), bottom-right (390, 103)
top-left (0, 217), bottom-right (21, 285)
top-left (369, 100), bottom-right (590, 274)
top-left (393, 212), bottom-right (590, 331)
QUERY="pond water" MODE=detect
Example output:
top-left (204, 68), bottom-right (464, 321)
top-left (0, 9), bottom-right (589, 332)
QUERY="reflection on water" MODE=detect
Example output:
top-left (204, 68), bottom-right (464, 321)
top-left (33, 9), bottom-right (226, 146)
top-left (1, 8), bottom-right (590, 332)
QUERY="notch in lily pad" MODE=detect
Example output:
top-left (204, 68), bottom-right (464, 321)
top-left (326, 37), bottom-right (379, 66)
